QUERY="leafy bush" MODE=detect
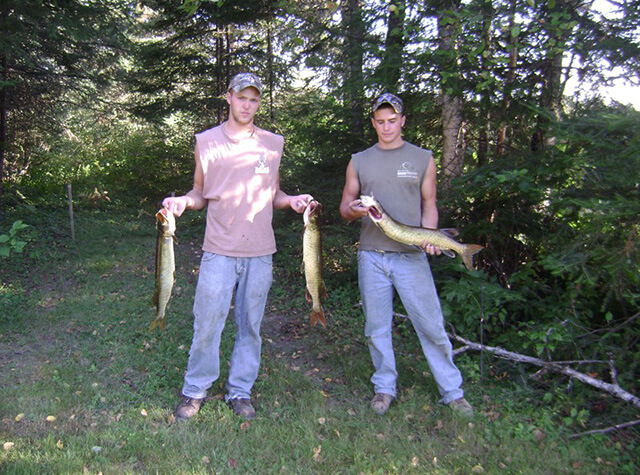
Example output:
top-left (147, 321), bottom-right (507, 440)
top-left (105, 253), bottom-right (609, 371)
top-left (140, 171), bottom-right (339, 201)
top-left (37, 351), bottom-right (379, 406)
top-left (0, 220), bottom-right (31, 258)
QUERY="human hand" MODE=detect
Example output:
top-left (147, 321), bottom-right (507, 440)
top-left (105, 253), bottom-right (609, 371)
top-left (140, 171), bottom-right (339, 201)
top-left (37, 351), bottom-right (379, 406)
top-left (349, 199), bottom-right (370, 220)
top-left (291, 194), bottom-right (313, 214)
top-left (162, 196), bottom-right (190, 217)
top-left (422, 242), bottom-right (442, 255)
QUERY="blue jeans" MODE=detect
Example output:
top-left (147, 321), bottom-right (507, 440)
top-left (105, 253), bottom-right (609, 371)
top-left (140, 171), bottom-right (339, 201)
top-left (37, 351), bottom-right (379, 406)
top-left (181, 252), bottom-right (273, 401)
top-left (358, 250), bottom-right (464, 404)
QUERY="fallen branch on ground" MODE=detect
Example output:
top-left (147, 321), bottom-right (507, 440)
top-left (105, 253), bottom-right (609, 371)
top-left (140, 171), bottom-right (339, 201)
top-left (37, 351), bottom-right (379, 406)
top-left (448, 332), bottom-right (640, 410)
top-left (569, 419), bottom-right (640, 438)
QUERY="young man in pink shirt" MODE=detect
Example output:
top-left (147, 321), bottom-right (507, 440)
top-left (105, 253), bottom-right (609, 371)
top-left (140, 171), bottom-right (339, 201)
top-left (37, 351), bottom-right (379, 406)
top-left (163, 73), bottom-right (312, 420)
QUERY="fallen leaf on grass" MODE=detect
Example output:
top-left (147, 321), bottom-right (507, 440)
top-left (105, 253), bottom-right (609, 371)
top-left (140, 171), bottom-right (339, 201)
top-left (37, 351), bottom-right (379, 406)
top-left (240, 421), bottom-right (251, 431)
top-left (319, 390), bottom-right (330, 398)
top-left (312, 445), bottom-right (322, 461)
top-left (3, 442), bottom-right (15, 451)
top-left (317, 417), bottom-right (326, 425)
top-left (140, 409), bottom-right (148, 417)
top-left (533, 428), bottom-right (545, 443)
top-left (56, 440), bottom-right (64, 449)
top-left (411, 456), bottom-right (419, 467)
top-left (46, 415), bottom-right (56, 422)
top-left (202, 456), bottom-right (210, 464)
top-left (471, 464), bottom-right (484, 473)
top-left (15, 413), bottom-right (24, 422)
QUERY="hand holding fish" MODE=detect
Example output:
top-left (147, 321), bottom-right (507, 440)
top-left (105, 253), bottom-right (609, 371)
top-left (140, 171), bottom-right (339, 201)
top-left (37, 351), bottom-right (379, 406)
top-left (348, 198), bottom-right (371, 220)
top-left (423, 242), bottom-right (442, 256)
top-left (291, 194), bottom-right (314, 214)
top-left (162, 196), bottom-right (191, 217)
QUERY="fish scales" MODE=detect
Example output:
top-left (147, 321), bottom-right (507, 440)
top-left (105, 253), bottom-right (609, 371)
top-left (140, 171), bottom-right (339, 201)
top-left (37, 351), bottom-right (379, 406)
top-left (150, 208), bottom-right (176, 331)
top-left (360, 195), bottom-right (483, 270)
top-left (303, 200), bottom-right (327, 327)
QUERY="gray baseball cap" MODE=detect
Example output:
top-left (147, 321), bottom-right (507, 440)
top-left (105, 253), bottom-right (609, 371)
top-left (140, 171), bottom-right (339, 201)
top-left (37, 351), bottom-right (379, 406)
top-left (372, 93), bottom-right (404, 114)
top-left (228, 73), bottom-right (263, 95)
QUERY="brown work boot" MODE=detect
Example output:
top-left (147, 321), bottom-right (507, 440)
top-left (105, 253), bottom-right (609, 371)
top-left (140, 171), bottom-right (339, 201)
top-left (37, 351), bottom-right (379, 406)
top-left (448, 397), bottom-right (474, 418)
top-left (370, 393), bottom-right (393, 415)
top-left (228, 398), bottom-right (256, 420)
top-left (174, 396), bottom-right (204, 421)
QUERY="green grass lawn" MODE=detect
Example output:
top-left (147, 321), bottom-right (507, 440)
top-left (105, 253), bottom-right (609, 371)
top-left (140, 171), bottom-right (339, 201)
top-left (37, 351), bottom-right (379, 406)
top-left (0, 205), bottom-right (636, 473)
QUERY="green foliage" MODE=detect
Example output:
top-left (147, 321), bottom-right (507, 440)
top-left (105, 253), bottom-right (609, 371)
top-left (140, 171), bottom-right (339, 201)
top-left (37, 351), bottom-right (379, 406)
top-left (0, 220), bottom-right (31, 258)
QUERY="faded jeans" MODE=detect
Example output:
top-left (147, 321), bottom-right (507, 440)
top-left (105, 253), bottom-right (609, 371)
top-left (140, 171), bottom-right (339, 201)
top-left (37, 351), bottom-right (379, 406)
top-left (181, 252), bottom-right (273, 401)
top-left (358, 250), bottom-right (464, 404)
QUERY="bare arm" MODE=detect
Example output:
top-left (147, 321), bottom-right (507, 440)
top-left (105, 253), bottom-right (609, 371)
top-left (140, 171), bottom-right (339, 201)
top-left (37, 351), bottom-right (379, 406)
top-left (421, 156), bottom-right (441, 255)
top-left (339, 160), bottom-right (369, 222)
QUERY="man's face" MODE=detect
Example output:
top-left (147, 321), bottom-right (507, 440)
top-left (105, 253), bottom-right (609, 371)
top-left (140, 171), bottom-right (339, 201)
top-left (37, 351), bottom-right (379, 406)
top-left (226, 87), bottom-right (261, 125)
top-left (371, 106), bottom-right (405, 148)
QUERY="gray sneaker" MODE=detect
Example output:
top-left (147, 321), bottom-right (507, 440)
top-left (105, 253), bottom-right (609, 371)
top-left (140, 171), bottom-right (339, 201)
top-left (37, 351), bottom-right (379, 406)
top-left (174, 396), bottom-right (204, 420)
top-left (228, 398), bottom-right (256, 420)
top-left (370, 393), bottom-right (393, 415)
top-left (448, 397), bottom-right (474, 418)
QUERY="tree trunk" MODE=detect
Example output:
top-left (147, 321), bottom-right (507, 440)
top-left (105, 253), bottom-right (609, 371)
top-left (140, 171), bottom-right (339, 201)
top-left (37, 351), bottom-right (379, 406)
top-left (437, 1), bottom-right (465, 186)
top-left (497, 0), bottom-right (518, 157)
top-left (342, 0), bottom-right (366, 151)
top-left (377, 0), bottom-right (406, 92)
top-left (0, 51), bottom-right (6, 202)
top-left (531, 0), bottom-right (568, 151)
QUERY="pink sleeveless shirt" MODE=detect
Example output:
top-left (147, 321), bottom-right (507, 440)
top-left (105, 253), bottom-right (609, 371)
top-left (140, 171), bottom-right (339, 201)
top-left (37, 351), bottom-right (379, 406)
top-left (195, 124), bottom-right (283, 257)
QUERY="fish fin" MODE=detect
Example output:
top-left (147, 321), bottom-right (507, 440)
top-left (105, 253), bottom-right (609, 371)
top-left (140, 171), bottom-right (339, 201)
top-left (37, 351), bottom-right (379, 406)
top-left (461, 244), bottom-right (484, 270)
top-left (148, 317), bottom-right (165, 332)
top-left (440, 228), bottom-right (459, 238)
top-left (305, 288), bottom-right (312, 303)
top-left (441, 249), bottom-right (456, 259)
top-left (311, 308), bottom-right (327, 327)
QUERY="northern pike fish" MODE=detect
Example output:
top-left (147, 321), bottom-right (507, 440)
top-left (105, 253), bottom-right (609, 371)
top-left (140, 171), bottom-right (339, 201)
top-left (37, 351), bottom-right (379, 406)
top-left (150, 208), bottom-right (176, 331)
top-left (360, 195), bottom-right (483, 270)
top-left (303, 200), bottom-right (327, 327)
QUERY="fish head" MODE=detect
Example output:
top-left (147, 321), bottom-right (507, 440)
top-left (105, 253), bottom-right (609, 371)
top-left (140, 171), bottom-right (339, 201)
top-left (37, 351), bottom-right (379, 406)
top-left (303, 200), bottom-right (322, 225)
top-left (359, 195), bottom-right (384, 222)
top-left (156, 208), bottom-right (176, 236)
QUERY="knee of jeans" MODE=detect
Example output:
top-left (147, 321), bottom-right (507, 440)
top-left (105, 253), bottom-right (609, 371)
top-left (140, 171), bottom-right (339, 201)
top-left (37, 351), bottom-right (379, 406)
top-left (437, 343), bottom-right (452, 360)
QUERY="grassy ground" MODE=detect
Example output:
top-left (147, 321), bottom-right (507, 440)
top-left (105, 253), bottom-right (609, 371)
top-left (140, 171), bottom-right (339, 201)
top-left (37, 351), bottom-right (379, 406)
top-left (0, 203), bottom-right (637, 473)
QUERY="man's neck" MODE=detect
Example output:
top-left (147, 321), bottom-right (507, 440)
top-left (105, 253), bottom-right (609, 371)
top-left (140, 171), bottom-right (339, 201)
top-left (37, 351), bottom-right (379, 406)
top-left (222, 119), bottom-right (255, 141)
top-left (377, 139), bottom-right (404, 150)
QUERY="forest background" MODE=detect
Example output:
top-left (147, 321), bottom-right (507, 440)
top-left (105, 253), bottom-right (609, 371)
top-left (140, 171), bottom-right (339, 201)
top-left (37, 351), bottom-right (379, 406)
top-left (1, 0), bottom-right (639, 472)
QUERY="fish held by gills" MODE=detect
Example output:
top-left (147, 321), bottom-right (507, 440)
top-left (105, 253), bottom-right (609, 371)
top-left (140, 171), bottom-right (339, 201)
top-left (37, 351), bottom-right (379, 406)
top-left (150, 208), bottom-right (176, 331)
top-left (359, 195), bottom-right (484, 271)
top-left (302, 200), bottom-right (328, 327)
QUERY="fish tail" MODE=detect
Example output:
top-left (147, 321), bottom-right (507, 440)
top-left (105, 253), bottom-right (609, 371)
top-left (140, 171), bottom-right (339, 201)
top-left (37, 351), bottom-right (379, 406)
top-left (461, 244), bottom-right (484, 270)
top-left (311, 308), bottom-right (327, 328)
top-left (148, 317), bottom-right (165, 332)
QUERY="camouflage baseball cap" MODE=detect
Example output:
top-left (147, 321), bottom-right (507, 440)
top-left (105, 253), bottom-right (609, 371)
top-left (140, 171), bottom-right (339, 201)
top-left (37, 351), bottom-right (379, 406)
top-left (372, 93), bottom-right (403, 114)
top-left (228, 72), bottom-right (263, 95)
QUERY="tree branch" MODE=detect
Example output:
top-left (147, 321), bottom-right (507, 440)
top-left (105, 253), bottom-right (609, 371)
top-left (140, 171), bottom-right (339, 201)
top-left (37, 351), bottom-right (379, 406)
top-left (447, 332), bottom-right (640, 409)
top-left (569, 419), bottom-right (640, 439)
